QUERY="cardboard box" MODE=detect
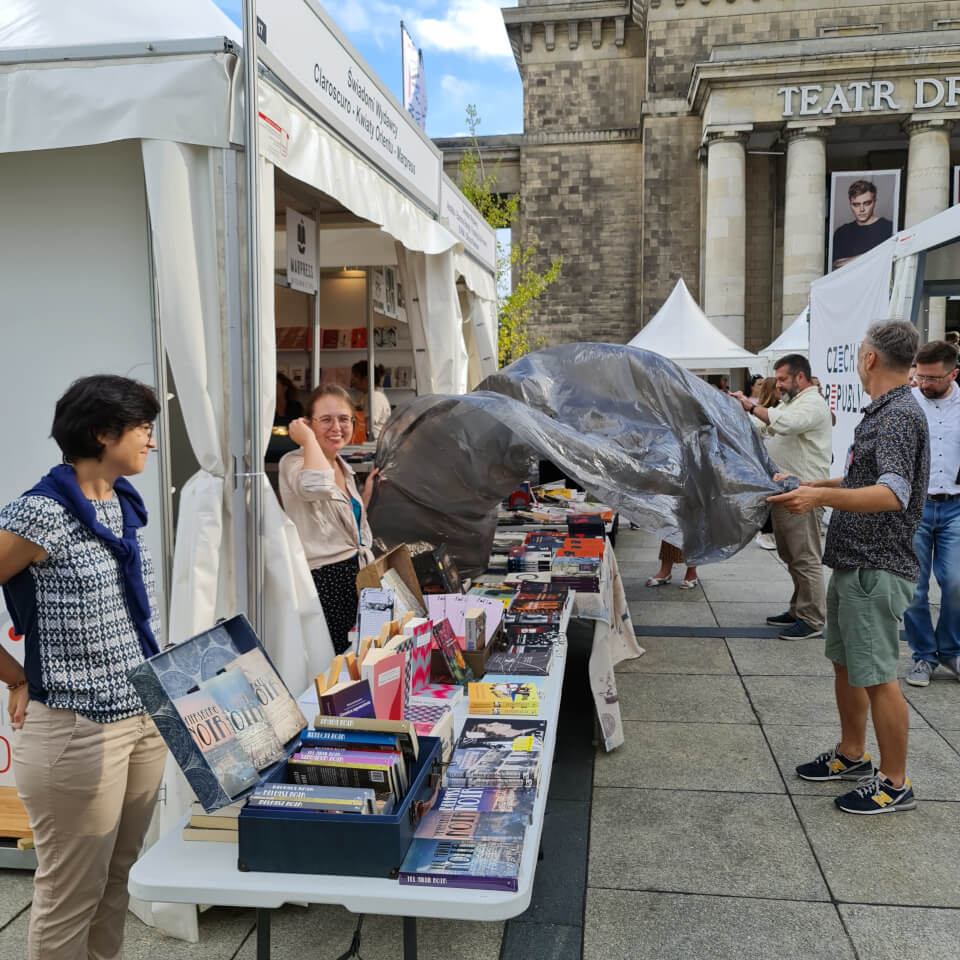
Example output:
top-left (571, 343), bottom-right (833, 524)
top-left (355, 544), bottom-right (425, 609)
top-left (430, 639), bottom-right (495, 682)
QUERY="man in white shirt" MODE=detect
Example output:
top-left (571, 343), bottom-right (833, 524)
top-left (350, 361), bottom-right (392, 440)
top-left (734, 354), bottom-right (833, 640)
top-left (905, 340), bottom-right (960, 686)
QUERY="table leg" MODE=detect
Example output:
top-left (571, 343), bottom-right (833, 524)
top-left (403, 916), bottom-right (417, 960)
top-left (256, 907), bottom-right (271, 960)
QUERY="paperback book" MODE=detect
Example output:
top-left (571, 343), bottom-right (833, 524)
top-left (224, 647), bottom-right (307, 744)
top-left (435, 787), bottom-right (536, 818)
top-left (398, 839), bottom-right (523, 891)
top-left (414, 808), bottom-right (527, 843)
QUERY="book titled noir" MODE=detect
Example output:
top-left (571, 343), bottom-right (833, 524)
top-left (398, 839), bottom-right (522, 891)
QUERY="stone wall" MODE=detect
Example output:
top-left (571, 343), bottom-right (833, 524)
top-left (520, 141), bottom-right (643, 345)
top-left (743, 154), bottom-right (778, 353)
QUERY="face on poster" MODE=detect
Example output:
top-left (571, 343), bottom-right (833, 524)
top-left (828, 170), bottom-right (900, 272)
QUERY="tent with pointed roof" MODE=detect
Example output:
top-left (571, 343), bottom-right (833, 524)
top-left (758, 308), bottom-right (809, 374)
top-left (628, 278), bottom-right (760, 371)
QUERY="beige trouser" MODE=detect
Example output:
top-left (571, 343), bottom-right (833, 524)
top-left (13, 700), bottom-right (167, 960)
top-left (771, 504), bottom-right (826, 629)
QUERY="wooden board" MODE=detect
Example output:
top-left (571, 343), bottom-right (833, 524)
top-left (0, 786), bottom-right (32, 840)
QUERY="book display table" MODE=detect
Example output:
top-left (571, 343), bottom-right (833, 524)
top-left (128, 646), bottom-right (568, 960)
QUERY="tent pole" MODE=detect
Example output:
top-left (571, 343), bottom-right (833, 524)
top-left (366, 268), bottom-right (375, 441)
top-left (242, 0), bottom-right (264, 637)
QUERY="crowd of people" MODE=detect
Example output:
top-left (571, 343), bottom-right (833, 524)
top-left (0, 318), bottom-right (957, 955)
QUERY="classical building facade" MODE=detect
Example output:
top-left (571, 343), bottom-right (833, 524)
top-left (439, 2), bottom-right (960, 350)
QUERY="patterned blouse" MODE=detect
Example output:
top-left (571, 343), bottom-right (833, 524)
top-left (0, 495), bottom-right (159, 722)
top-left (822, 385), bottom-right (930, 582)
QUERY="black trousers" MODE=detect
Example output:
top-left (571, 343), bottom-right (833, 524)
top-left (311, 555), bottom-right (361, 654)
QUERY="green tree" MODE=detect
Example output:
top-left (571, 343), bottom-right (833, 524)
top-left (456, 105), bottom-right (562, 367)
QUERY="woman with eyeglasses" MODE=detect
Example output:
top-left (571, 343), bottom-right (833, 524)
top-left (0, 374), bottom-right (166, 960)
top-left (281, 384), bottom-right (379, 653)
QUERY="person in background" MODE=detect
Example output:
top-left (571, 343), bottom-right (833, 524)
top-left (281, 384), bottom-right (378, 654)
top-left (350, 361), bottom-right (392, 440)
top-left (770, 320), bottom-right (928, 815)
top-left (646, 541), bottom-right (698, 590)
top-left (747, 374), bottom-right (764, 400)
top-left (274, 371), bottom-right (303, 427)
top-left (907, 364), bottom-right (918, 388)
top-left (0, 375), bottom-right (167, 959)
top-left (736, 355), bottom-right (833, 640)
top-left (904, 340), bottom-right (960, 686)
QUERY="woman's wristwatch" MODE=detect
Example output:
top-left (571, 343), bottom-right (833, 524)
top-left (6, 678), bottom-right (27, 692)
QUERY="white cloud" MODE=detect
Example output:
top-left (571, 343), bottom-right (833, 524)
top-left (440, 73), bottom-right (472, 100)
top-left (414, 1), bottom-right (513, 60)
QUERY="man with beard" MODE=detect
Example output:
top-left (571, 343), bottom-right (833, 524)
top-left (733, 354), bottom-right (832, 639)
top-left (904, 340), bottom-right (960, 686)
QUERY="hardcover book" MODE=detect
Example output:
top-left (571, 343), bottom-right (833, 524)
top-left (200, 669), bottom-right (286, 771)
top-left (311, 715), bottom-right (420, 762)
top-left (300, 728), bottom-right (403, 752)
top-left (405, 618), bottom-right (433, 697)
top-left (224, 647), bottom-right (307, 744)
top-left (359, 648), bottom-right (406, 722)
top-left (171, 690), bottom-right (258, 798)
top-left (398, 839), bottom-right (523, 891)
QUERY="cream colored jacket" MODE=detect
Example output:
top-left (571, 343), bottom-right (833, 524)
top-left (278, 450), bottom-right (375, 570)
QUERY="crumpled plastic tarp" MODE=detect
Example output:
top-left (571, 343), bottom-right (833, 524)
top-left (369, 343), bottom-right (792, 576)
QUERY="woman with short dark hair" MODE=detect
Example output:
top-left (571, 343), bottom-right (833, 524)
top-left (0, 374), bottom-right (167, 960)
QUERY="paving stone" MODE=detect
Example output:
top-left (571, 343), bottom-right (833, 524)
top-left (624, 581), bottom-right (706, 602)
top-left (594, 721), bottom-right (782, 793)
top-left (744, 676), bottom-right (930, 728)
top-left (584, 890), bottom-right (855, 960)
top-left (627, 601), bottom-right (717, 628)
top-left (700, 580), bottom-right (793, 604)
top-left (939, 729), bottom-right (960, 754)
top-left (0, 870), bottom-right (31, 928)
top-left (233, 903), bottom-right (504, 960)
top-left (726, 636), bottom-right (835, 676)
top-left (901, 676), bottom-right (960, 728)
top-left (795, 796), bottom-right (960, 907)
top-left (615, 674), bottom-right (756, 724)
top-left (502, 921), bottom-right (581, 960)
top-left (696, 561), bottom-right (791, 583)
top-left (764, 724), bottom-right (960, 800)
top-left (589, 788), bottom-right (828, 901)
top-left (711, 602), bottom-right (788, 628)
top-left (614, 636), bottom-right (735, 675)
top-left (839, 904), bottom-right (960, 960)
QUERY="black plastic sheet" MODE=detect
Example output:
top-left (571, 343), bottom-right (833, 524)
top-left (369, 343), bottom-right (792, 576)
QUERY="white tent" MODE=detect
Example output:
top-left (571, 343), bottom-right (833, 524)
top-left (0, 0), bottom-right (494, 939)
top-left (758, 308), bottom-right (809, 374)
top-left (629, 278), bottom-right (760, 370)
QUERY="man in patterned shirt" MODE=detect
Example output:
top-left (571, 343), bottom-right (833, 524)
top-left (768, 320), bottom-right (929, 815)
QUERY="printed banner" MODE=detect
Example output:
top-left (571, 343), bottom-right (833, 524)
top-left (828, 169), bottom-right (900, 273)
top-left (285, 207), bottom-right (317, 294)
top-left (402, 24), bottom-right (427, 132)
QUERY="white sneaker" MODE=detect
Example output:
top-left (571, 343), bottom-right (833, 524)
top-left (755, 533), bottom-right (777, 551)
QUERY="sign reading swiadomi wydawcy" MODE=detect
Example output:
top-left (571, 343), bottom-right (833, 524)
top-left (779, 77), bottom-right (960, 117)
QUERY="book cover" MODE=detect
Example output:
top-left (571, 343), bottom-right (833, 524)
top-left (351, 327), bottom-right (368, 349)
top-left (320, 678), bottom-right (377, 719)
top-left (468, 683), bottom-right (540, 716)
top-left (172, 689), bottom-right (259, 797)
top-left (321, 328), bottom-right (340, 349)
top-left (398, 839), bottom-right (523, 891)
top-left (249, 782), bottom-right (376, 812)
top-left (464, 609), bottom-right (486, 651)
top-left (199, 670), bottom-right (286, 771)
top-left (457, 717), bottom-right (546, 753)
top-left (485, 646), bottom-right (552, 676)
top-left (405, 618), bottom-right (433, 697)
top-left (435, 787), bottom-right (536, 818)
top-left (409, 682), bottom-right (463, 705)
top-left (224, 647), bottom-right (307, 744)
top-left (409, 706), bottom-right (454, 761)
top-left (312, 715), bottom-right (420, 762)
top-left (380, 568), bottom-right (426, 619)
top-left (359, 648), bottom-right (405, 721)
top-left (357, 588), bottom-right (395, 646)
top-left (287, 757), bottom-right (399, 798)
top-left (300, 728), bottom-right (403, 752)
top-left (432, 618), bottom-right (474, 686)
top-left (504, 625), bottom-right (562, 647)
top-left (415, 809), bottom-right (527, 843)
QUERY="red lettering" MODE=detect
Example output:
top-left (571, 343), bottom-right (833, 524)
top-left (8, 628), bottom-right (23, 642)
top-left (0, 735), bottom-right (11, 774)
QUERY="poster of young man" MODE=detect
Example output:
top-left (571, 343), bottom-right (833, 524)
top-left (828, 170), bottom-right (900, 271)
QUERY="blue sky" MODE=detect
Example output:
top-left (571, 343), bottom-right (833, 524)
top-left (213, 0), bottom-right (523, 138)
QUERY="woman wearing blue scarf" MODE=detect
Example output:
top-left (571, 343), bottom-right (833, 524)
top-left (0, 374), bottom-right (166, 960)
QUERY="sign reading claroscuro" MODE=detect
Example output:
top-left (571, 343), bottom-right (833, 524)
top-left (779, 77), bottom-right (960, 116)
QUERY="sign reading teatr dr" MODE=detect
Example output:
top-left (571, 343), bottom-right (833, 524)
top-left (780, 77), bottom-right (960, 116)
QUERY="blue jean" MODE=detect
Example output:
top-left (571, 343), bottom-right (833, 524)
top-left (904, 497), bottom-right (960, 663)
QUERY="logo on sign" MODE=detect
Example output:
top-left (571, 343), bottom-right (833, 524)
top-left (256, 17), bottom-right (267, 44)
top-left (297, 220), bottom-right (306, 255)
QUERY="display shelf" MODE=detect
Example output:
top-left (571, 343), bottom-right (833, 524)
top-left (315, 348), bottom-right (412, 354)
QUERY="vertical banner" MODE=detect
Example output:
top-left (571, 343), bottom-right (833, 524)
top-left (828, 169), bottom-right (900, 272)
top-left (401, 23), bottom-right (427, 131)
top-left (285, 207), bottom-right (317, 294)
top-left (810, 239), bottom-right (895, 473)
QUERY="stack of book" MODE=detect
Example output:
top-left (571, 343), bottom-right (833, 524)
top-left (445, 718), bottom-right (546, 790)
top-left (551, 537), bottom-right (604, 593)
top-left (182, 800), bottom-right (244, 843)
top-left (247, 783), bottom-right (383, 814)
top-left (485, 645), bottom-right (553, 676)
top-left (507, 546), bottom-right (553, 573)
top-left (503, 586), bottom-right (572, 646)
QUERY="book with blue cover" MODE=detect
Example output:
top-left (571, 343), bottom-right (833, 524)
top-left (434, 787), bottom-right (536, 819)
top-left (398, 839), bottom-right (523, 890)
top-left (414, 808), bottom-right (527, 843)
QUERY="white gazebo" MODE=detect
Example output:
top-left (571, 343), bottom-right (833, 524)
top-left (759, 308), bottom-right (809, 374)
top-left (629, 278), bottom-right (761, 371)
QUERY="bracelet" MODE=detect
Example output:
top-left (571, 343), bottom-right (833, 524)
top-left (6, 679), bottom-right (26, 692)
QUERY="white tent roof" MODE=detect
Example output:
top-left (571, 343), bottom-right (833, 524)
top-left (893, 203), bottom-right (960, 259)
top-left (628, 278), bottom-right (760, 369)
top-left (760, 308), bottom-right (809, 358)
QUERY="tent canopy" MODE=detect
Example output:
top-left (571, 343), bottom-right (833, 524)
top-left (758, 308), bottom-right (809, 373)
top-left (628, 278), bottom-right (760, 370)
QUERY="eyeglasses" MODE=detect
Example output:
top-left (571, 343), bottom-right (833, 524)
top-left (915, 373), bottom-right (954, 385)
top-left (310, 415), bottom-right (356, 430)
top-left (138, 423), bottom-right (155, 440)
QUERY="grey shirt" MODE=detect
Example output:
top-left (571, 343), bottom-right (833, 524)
top-left (822, 385), bottom-right (929, 581)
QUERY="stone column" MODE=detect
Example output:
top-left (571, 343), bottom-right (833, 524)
top-left (904, 116), bottom-right (952, 340)
top-left (703, 129), bottom-right (748, 345)
top-left (780, 122), bottom-right (832, 331)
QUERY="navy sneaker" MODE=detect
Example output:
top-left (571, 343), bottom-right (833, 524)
top-left (835, 773), bottom-right (917, 815)
top-left (796, 745), bottom-right (873, 782)
top-left (778, 619), bottom-right (823, 641)
top-left (766, 611), bottom-right (795, 626)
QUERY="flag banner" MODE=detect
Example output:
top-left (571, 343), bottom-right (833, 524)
top-left (402, 24), bottom-right (427, 131)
